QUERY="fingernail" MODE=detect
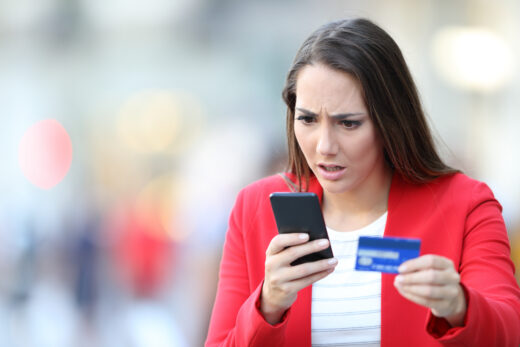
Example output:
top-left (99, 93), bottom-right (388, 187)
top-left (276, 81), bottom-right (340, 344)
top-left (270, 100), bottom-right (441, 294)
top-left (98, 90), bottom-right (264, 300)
top-left (299, 233), bottom-right (309, 240)
top-left (395, 275), bottom-right (403, 283)
top-left (328, 258), bottom-right (338, 265)
top-left (318, 239), bottom-right (329, 247)
top-left (398, 264), bottom-right (407, 272)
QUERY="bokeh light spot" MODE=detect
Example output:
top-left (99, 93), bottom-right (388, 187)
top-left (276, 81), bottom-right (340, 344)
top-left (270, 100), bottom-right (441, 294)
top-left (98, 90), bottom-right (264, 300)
top-left (18, 119), bottom-right (73, 189)
top-left (431, 26), bottom-right (515, 92)
top-left (115, 89), bottom-right (206, 154)
top-left (116, 90), bottom-right (181, 153)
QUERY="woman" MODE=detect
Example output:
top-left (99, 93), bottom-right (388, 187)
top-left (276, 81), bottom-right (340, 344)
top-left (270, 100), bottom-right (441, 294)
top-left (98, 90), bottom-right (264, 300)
top-left (205, 18), bottom-right (520, 346)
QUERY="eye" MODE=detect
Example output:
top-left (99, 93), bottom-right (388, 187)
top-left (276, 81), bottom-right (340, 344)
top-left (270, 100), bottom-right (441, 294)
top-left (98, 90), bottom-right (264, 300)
top-left (341, 120), bottom-right (361, 129)
top-left (296, 115), bottom-right (316, 124)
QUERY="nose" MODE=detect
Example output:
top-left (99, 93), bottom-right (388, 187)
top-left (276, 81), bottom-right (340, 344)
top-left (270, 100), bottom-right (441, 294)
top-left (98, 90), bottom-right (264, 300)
top-left (316, 122), bottom-right (338, 156)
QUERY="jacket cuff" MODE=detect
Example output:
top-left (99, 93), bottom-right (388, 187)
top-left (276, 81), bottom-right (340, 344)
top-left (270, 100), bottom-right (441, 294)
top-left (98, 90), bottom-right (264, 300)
top-left (236, 281), bottom-right (290, 345)
top-left (425, 282), bottom-right (472, 342)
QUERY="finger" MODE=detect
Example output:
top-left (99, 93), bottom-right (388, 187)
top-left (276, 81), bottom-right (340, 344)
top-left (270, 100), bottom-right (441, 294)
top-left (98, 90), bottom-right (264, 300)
top-left (286, 267), bottom-right (335, 293)
top-left (394, 284), bottom-right (445, 310)
top-left (398, 254), bottom-right (454, 274)
top-left (395, 268), bottom-right (460, 286)
top-left (394, 282), bottom-right (459, 300)
top-left (266, 233), bottom-right (309, 256)
top-left (278, 238), bottom-right (331, 265)
top-left (282, 257), bottom-right (338, 282)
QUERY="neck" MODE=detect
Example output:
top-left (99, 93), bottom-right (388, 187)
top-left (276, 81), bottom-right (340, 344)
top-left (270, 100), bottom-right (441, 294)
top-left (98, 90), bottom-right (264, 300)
top-left (322, 165), bottom-right (393, 231)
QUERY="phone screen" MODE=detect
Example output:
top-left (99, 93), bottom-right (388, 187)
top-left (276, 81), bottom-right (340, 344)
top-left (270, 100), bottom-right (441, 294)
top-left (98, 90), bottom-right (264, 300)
top-left (270, 192), bottom-right (334, 265)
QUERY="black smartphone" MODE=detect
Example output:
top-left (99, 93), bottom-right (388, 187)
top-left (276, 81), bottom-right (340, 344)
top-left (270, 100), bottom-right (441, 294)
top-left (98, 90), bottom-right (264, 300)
top-left (269, 192), bottom-right (334, 266)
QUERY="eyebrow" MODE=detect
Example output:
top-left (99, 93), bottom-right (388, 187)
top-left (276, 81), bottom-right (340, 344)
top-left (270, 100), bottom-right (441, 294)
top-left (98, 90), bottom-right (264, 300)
top-left (295, 107), bottom-right (365, 120)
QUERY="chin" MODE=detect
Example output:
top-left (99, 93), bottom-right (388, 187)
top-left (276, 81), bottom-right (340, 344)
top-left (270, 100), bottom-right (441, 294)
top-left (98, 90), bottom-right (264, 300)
top-left (316, 177), bottom-right (354, 195)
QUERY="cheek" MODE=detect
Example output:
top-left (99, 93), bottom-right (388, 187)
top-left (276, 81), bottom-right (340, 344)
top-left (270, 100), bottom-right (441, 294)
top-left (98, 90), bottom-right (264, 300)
top-left (347, 132), bottom-right (382, 163)
top-left (294, 125), bottom-right (312, 153)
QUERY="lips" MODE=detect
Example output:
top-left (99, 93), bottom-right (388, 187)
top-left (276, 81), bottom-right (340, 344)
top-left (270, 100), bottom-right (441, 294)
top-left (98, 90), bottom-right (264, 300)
top-left (317, 163), bottom-right (346, 180)
top-left (320, 164), bottom-right (344, 171)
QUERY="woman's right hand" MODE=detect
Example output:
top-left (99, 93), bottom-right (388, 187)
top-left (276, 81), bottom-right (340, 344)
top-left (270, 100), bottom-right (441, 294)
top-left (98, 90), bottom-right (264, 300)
top-left (260, 233), bottom-right (338, 325)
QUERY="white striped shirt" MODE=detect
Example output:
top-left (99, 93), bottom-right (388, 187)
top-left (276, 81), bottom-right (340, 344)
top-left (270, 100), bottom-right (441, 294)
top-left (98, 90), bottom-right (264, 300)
top-left (311, 212), bottom-right (387, 347)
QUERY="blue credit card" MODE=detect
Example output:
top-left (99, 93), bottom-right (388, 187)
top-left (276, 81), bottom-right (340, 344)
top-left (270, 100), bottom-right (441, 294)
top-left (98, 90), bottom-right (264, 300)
top-left (355, 236), bottom-right (421, 274)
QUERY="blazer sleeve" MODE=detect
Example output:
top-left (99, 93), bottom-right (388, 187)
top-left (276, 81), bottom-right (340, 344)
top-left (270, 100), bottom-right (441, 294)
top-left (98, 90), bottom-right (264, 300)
top-left (426, 181), bottom-right (520, 346)
top-left (205, 188), bottom-right (291, 347)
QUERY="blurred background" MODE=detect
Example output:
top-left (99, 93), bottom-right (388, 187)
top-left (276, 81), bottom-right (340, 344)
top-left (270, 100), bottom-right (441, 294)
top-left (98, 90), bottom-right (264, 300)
top-left (1, 0), bottom-right (519, 346)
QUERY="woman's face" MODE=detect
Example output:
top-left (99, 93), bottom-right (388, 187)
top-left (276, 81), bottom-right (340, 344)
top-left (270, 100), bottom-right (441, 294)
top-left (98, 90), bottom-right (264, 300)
top-left (294, 63), bottom-right (387, 196)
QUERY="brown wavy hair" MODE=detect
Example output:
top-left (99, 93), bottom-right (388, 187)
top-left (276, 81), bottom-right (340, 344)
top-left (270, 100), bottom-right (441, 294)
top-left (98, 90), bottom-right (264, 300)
top-left (282, 18), bottom-right (458, 190)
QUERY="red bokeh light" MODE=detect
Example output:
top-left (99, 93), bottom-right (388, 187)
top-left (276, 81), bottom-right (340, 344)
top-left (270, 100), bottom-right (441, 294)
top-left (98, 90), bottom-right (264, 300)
top-left (18, 119), bottom-right (73, 189)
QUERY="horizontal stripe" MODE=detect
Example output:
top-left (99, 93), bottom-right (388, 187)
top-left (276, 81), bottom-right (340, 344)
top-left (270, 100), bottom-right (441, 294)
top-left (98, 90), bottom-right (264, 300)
top-left (335, 254), bottom-right (357, 259)
top-left (316, 270), bottom-right (379, 279)
top-left (330, 239), bottom-right (359, 244)
top-left (331, 268), bottom-right (356, 274)
top-left (312, 294), bottom-right (381, 302)
top-left (312, 342), bottom-right (380, 347)
top-left (328, 265), bottom-right (379, 273)
top-left (312, 300), bottom-right (379, 315)
top-left (313, 279), bottom-right (380, 288)
top-left (312, 325), bottom-right (380, 333)
top-left (312, 293), bottom-right (381, 301)
top-left (312, 309), bottom-right (380, 317)
top-left (312, 215), bottom-right (385, 347)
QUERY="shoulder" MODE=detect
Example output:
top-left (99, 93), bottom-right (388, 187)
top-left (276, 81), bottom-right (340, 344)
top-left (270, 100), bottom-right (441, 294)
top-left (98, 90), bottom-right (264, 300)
top-left (398, 172), bottom-right (489, 194)
top-left (397, 172), bottom-right (498, 210)
top-left (428, 173), bottom-right (495, 201)
top-left (435, 172), bottom-right (485, 189)
top-left (227, 174), bottom-right (295, 237)
top-left (232, 174), bottom-right (293, 212)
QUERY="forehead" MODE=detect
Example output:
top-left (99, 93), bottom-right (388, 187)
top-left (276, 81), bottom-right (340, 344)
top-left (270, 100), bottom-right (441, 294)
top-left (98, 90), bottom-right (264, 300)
top-left (295, 63), bottom-right (366, 113)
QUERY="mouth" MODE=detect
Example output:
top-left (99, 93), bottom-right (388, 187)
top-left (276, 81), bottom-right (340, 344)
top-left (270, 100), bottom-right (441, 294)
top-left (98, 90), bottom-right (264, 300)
top-left (316, 163), bottom-right (347, 181)
top-left (318, 164), bottom-right (345, 172)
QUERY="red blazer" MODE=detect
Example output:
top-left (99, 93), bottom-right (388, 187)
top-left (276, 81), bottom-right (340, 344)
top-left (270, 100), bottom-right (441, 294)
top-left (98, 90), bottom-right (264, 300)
top-left (206, 173), bottom-right (520, 346)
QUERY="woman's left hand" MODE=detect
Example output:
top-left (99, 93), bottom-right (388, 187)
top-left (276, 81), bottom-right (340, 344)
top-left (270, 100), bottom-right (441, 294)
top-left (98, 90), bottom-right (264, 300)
top-left (393, 254), bottom-right (467, 327)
